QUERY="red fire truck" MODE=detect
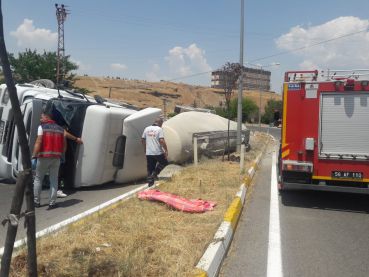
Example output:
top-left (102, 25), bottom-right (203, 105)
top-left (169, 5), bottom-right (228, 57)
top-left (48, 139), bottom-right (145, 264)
top-left (279, 69), bottom-right (369, 193)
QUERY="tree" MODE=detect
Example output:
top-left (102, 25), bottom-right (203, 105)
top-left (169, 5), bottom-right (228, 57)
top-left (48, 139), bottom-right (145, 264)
top-left (230, 97), bottom-right (258, 123)
top-left (219, 62), bottom-right (242, 108)
top-left (214, 97), bottom-right (258, 123)
top-left (219, 62), bottom-right (242, 160)
top-left (6, 49), bottom-right (78, 84)
top-left (261, 99), bottom-right (283, 124)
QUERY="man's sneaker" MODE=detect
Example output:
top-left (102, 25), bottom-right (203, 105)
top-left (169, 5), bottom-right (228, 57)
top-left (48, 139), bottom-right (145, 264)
top-left (150, 172), bottom-right (158, 180)
top-left (34, 202), bottom-right (40, 208)
top-left (47, 203), bottom-right (58, 210)
top-left (147, 175), bottom-right (155, 187)
top-left (57, 190), bottom-right (67, 198)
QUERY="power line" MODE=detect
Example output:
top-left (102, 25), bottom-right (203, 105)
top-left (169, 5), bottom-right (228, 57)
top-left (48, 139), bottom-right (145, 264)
top-left (167, 28), bottom-right (369, 82)
top-left (73, 9), bottom-right (277, 42)
top-left (72, 10), bottom-right (240, 39)
top-left (168, 71), bottom-right (212, 82)
top-left (250, 27), bottom-right (369, 63)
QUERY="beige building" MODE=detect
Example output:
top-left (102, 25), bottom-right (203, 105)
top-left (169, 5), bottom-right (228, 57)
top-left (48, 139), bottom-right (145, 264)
top-left (211, 66), bottom-right (271, 91)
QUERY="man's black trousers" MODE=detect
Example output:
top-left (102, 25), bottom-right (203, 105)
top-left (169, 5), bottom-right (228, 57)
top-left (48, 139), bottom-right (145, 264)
top-left (146, 154), bottom-right (168, 180)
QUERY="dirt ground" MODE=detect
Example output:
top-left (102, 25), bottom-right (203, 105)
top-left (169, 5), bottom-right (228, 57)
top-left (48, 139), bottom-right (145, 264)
top-left (74, 76), bottom-right (281, 114)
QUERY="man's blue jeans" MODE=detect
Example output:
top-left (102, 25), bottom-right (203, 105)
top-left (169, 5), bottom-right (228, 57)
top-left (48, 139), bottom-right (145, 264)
top-left (33, 157), bottom-right (61, 206)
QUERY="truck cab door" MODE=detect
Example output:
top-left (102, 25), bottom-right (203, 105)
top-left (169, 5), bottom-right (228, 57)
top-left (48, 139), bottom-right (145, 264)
top-left (11, 99), bottom-right (43, 178)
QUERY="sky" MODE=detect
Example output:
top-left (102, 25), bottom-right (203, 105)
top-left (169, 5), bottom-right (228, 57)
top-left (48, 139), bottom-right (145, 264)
top-left (3, 0), bottom-right (369, 93)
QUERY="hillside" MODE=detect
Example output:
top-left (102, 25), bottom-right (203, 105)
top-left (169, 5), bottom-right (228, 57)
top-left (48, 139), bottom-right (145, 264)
top-left (74, 76), bottom-right (281, 114)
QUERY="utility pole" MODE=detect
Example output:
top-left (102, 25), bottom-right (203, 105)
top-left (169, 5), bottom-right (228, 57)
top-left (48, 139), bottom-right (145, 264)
top-left (236, 0), bottom-right (244, 153)
top-left (55, 4), bottom-right (69, 87)
top-left (258, 67), bottom-right (263, 127)
top-left (163, 98), bottom-right (168, 120)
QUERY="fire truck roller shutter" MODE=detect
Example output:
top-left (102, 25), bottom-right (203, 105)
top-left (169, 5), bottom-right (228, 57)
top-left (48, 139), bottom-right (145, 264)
top-left (319, 92), bottom-right (369, 159)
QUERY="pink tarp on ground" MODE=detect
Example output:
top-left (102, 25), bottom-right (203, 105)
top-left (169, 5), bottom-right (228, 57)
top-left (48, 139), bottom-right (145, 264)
top-left (137, 189), bottom-right (216, 213)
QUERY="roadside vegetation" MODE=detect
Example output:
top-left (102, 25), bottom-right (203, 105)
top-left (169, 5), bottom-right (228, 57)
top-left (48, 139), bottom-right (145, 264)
top-left (4, 49), bottom-right (78, 84)
top-left (214, 97), bottom-right (259, 123)
top-left (10, 132), bottom-right (270, 277)
top-left (261, 99), bottom-right (283, 124)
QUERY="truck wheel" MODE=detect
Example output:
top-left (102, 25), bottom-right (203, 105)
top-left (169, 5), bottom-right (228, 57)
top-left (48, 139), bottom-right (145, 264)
top-left (278, 175), bottom-right (286, 193)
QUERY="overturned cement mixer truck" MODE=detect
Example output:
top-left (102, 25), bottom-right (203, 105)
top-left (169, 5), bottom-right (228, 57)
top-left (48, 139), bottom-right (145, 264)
top-left (163, 111), bottom-right (250, 164)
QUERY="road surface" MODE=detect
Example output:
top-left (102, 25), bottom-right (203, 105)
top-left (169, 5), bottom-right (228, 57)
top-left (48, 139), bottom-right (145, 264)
top-left (221, 126), bottom-right (369, 277)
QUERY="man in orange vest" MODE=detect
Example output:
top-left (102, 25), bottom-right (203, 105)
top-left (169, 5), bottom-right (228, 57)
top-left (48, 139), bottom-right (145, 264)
top-left (32, 111), bottom-right (66, 209)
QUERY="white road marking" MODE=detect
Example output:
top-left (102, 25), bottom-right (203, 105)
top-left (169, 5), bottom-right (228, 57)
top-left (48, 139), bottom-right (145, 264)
top-left (267, 151), bottom-right (283, 277)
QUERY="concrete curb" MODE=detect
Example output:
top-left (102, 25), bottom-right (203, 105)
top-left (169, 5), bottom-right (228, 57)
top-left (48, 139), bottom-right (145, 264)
top-left (194, 149), bottom-right (266, 277)
top-left (0, 183), bottom-right (152, 259)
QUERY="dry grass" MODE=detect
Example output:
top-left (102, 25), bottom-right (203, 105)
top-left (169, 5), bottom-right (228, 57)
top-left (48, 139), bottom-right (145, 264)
top-left (10, 132), bottom-right (270, 277)
top-left (74, 76), bottom-right (281, 112)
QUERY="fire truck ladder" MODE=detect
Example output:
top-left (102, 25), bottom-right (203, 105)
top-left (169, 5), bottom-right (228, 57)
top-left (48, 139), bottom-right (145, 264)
top-left (322, 69), bottom-right (369, 80)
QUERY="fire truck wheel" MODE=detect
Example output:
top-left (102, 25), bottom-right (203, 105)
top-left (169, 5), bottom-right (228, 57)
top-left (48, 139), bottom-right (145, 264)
top-left (278, 182), bottom-right (285, 193)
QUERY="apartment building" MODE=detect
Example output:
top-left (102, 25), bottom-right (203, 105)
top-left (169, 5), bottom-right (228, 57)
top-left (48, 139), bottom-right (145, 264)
top-left (211, 66), bottom-right (271, 91)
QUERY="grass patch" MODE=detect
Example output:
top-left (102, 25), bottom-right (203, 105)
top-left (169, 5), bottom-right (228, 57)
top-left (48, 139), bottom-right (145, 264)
top-left (10, 132), bottom-right (270, 277)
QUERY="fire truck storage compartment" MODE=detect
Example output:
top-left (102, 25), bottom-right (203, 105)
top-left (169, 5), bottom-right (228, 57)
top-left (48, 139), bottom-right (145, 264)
top-left (319, 92), bottom-right (369, 159)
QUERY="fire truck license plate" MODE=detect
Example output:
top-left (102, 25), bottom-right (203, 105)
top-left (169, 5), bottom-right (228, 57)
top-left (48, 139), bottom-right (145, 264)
top-left (332, 171), bottom-right (363, 179)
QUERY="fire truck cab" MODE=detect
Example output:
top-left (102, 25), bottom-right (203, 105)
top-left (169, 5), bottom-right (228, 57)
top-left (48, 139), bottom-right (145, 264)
top-left (279, 69), bottom-right (369, 193)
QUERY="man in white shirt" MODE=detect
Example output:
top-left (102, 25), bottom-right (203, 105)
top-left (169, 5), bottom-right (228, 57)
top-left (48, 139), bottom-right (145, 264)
top-left (141, 117), bottom-right (168, 186)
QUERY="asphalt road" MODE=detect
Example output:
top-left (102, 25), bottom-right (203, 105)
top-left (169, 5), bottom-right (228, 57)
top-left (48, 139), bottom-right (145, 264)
top-left (220, 127), bottom-right (369, 277)
top-left (0, 180), bottom-right (145, 248)
top-left (247, 124), bottom-right (281, 140)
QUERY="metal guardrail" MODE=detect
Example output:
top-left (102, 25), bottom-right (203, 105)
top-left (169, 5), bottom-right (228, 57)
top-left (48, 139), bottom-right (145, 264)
top-left (192, 129), bottom-right (250, 145)
top-left (192, 130), bottom-right (250, 165)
